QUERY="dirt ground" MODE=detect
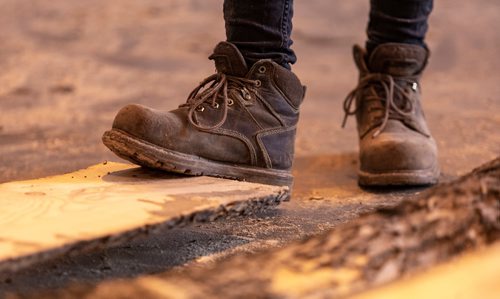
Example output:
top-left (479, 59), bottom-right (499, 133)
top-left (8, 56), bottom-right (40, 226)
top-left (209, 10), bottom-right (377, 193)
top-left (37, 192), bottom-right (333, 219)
top-left (0, 0), bottom-right (499, 296)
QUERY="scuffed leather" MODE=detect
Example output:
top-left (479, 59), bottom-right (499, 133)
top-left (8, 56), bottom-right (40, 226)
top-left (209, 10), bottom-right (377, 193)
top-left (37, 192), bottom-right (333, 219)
top-left (112, 42), bottom-right (305, 171)
top-left (352, 43), bottom-right (439, 173)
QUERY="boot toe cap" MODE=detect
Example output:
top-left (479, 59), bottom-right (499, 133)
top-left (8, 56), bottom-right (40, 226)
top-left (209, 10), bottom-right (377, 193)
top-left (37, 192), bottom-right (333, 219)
top-left (111, 103), bottom-right (176, 147)
top-left (113, 104), bottom-right (153, 136)
top-left (360, 132), bottom-right (438, 173)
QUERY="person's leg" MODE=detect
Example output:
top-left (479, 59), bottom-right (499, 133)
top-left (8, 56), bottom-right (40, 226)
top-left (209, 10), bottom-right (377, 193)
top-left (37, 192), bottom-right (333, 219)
top-left (366, 0), bottom-right (433, 53)
top-left (224, 0), bottom-right (296, 69)
top-left (343, 0), bottom-right (439, 186)
top-left (103, 1), bottom-right (305, 188)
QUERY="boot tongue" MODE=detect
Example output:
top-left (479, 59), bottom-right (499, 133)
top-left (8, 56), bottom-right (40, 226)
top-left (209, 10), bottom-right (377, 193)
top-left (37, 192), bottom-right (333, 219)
top-left (208, 42), bottom-right (248, 77)
top-left (368, 43), bottom-right (428, 76)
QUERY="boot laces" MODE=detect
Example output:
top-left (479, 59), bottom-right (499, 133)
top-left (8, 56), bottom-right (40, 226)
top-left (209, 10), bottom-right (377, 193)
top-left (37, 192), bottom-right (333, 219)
top-left (180, 73), bottom-right (260, 130)
top-left (342, 73), bottom-right (421, 138)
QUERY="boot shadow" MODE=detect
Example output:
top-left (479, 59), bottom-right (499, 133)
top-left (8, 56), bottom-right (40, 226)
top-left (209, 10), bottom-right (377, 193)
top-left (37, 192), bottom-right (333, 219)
top-left (102, 165), bottom-right (186, 182)
top-left (292, 152), bottom-right (430, 197)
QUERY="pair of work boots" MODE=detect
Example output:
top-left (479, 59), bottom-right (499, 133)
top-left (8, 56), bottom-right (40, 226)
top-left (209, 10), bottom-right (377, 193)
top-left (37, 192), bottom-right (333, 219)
top-left (102, 42), bottom-right (439, 188)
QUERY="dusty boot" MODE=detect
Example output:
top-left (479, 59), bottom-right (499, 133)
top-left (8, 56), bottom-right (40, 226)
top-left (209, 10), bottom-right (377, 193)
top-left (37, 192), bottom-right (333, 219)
top-left (343, 43), bottom-right (439, 186)
top-left (102, 42), bottom-right (306, 187)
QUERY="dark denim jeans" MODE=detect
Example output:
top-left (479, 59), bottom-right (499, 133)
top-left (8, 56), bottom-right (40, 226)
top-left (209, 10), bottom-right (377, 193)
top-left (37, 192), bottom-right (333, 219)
top-left (223, 0), bottom-right (296, 69)
top-left (224, 0), bottom-right (433, 69)
top-left (366, 0), bottom-right (433, 53)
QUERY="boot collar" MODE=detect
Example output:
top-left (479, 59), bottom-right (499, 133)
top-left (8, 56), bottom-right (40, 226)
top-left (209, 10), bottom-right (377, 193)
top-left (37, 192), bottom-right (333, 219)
top-left (368, 43), bottom-right (429, 76)
top-left (208, 42), bottom-right (248, 77)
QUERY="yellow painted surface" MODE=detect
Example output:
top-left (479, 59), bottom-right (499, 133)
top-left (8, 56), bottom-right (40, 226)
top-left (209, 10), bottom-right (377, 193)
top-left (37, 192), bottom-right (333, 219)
top-left (0, 162), bottom-right (285, 267)
top-left (350, 242), bottom-right (500, 299)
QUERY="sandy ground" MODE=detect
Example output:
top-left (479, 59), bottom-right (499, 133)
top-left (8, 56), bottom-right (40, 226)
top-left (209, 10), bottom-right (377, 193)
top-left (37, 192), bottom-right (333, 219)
top-left (0, 0), bottom-right (499, 296)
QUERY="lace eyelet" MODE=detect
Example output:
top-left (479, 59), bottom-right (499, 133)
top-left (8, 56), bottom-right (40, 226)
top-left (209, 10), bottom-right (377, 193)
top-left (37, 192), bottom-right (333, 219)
top-left (258, 66), bottom-right (267, 73)
top-left (196, 106), bottom-right (205, 112)
top-left (255, 80), bottom-right (262, 87)
top-left (227, 99), bottom-right (234, 106)
top-left (411, 82), bottom-right (418, 91)
top-left (212, 102), bottom-right (220, 109)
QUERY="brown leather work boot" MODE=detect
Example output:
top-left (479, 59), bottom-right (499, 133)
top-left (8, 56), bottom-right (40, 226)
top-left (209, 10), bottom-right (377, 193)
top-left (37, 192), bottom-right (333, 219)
top-left (102, 42), bottom-right (306, 187)
top-left (343, 43), bottom-right (439, 186)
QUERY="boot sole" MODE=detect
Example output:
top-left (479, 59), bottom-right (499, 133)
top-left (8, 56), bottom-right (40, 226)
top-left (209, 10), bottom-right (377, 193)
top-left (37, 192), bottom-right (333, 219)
top-left (358, 166), bottom-right (440, 187)
top-left (102, 129), bottom-right (293, 188)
